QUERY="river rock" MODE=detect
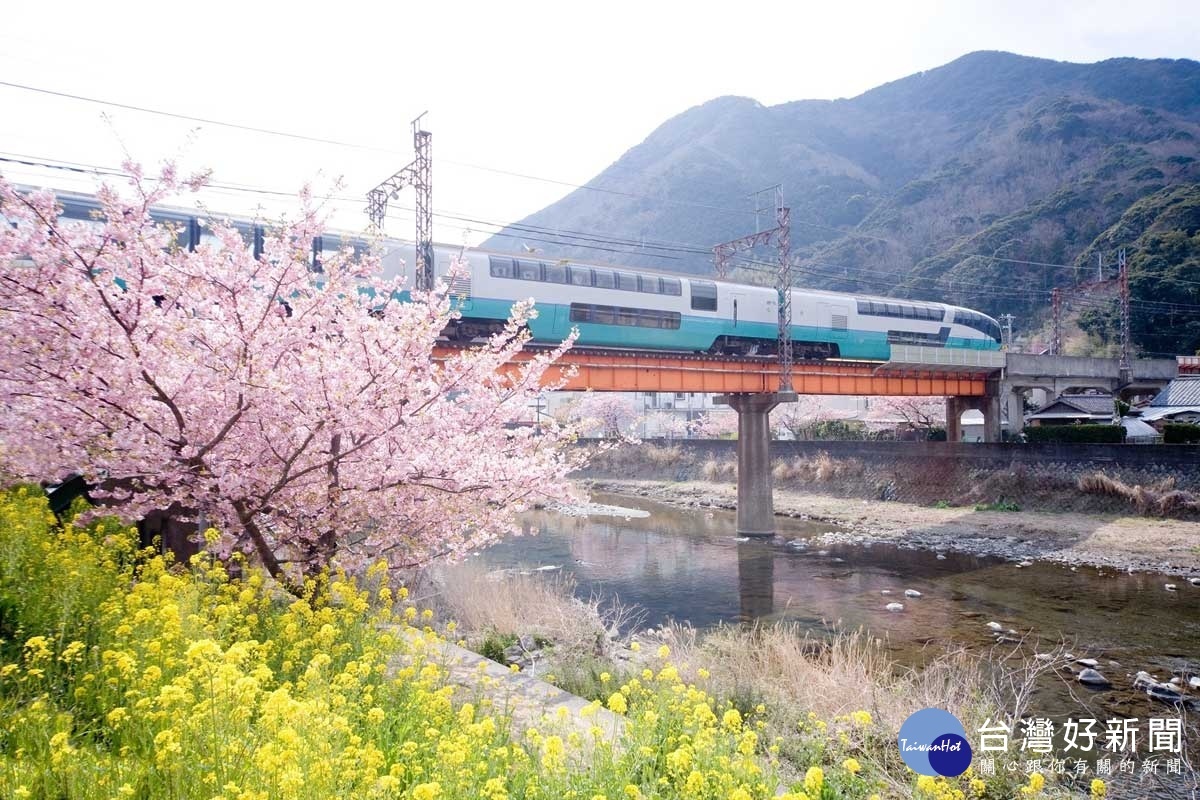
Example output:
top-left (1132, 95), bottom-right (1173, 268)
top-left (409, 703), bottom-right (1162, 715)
top-left (1076, 658), bottom-right (1100, 668)
top-left (885, 602), bottom-right (905, 612)
top-left (986, 621), bottom-right (1004, 632)
top-left (1034, 653), bottom-right (1056, 662)
top-left (1147, 682), bottom-right (1185, 704)
top-left (1189, 677), bottom-right (1200, 690)
top-left (881, 589), bottom-right (893, 595)
top-left (936, 553), bottom-right (947, 560)
top-left (904, 589), bottom-right (923, 598)
top-left (1078, 668), bottom-right (1111, 687)
top-left (1017, 560), bottom-right (1033, 568)
top-left (1133, 671), bottom-right (1158, 691)
top-left (1166, 583), bottom-right (1178, 591)
top-left (1190, 577), bottom-right (1200, 586)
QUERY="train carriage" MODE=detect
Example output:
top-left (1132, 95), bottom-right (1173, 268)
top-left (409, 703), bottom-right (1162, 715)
top-left (37, 190), bottom-right (1002, 361)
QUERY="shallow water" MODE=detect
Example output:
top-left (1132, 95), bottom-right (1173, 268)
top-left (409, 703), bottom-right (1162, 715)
top-left (477, 492), bottom-right (1200, 795)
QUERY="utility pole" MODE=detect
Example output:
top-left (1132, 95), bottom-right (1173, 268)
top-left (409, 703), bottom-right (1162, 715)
top-left (999, 313), bottom-right (1015, 350)
top-left (1118, 247), bottom-right (1131, 379)
top-left (1050, 287), bottom-right (1062, 356)
top-left (712, 185), bottom-right (794, 393)
top-left (366, 113), bottom-right (433, 290)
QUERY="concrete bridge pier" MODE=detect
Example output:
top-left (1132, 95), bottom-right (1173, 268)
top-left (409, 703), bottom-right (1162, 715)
top-left (946, 392), bottom-right (1002, 442)
top-left (716, 392), bottom-right (795, 536)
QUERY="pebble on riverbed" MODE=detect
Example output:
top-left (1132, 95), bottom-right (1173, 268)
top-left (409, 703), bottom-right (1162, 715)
top-left (1165, 583), bottom-right (1178, 591)
top-left (904, 589), bottom-right (922, 598)
top-left (1078, 668), bottom-right (1112, 688)
top-left (986, 621), bottom-right (1004, 631)
top-left (885, 602), bottom-right (904, 612)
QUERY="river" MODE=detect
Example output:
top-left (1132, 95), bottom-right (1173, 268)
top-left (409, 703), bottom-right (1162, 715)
top-left (476, 491), bottom-right (1200, 795)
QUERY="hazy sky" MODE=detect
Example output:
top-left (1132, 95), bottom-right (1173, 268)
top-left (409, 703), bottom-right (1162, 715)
top-left (3, 0), bottom-right (1198, 246)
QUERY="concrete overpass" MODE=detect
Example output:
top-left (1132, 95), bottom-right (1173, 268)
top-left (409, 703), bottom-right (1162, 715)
top-left (1000, 353), bottom-right (1177, 433)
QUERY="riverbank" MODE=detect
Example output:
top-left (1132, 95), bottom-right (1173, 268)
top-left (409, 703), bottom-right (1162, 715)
top-left (582, 478), bottom-right (1200, 576)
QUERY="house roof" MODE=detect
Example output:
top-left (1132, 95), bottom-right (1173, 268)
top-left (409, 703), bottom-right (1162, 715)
top-left (1141, 405), bottom-right (1200, 422)
top-left (1028, 394), bottom-right (1114, 419)
top-left (1121, 417), bottom-right (1160, 439)
top-left (1149, 377), bottom-right (1200, 408)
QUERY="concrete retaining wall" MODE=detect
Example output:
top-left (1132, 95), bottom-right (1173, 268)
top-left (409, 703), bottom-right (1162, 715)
top-left (576, 439), bottom-right (1200, 513)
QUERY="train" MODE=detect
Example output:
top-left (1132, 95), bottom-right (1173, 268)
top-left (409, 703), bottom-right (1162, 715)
top-left (373, 242), bottom-right (1001, 360)
top-left (49, 191), bottom-right (1002, 361)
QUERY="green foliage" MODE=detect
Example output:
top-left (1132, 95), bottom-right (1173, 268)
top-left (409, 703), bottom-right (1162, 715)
top-left (479, 631), bottom-right (518, 664)
top-left (1164, 423), bottom-right (1200, 444)
top-left (1023, 424), bottom-right (1127, 443)
top-left (803, 420), bottom-right (868, 441)
top-left (974, 500), bottom-right (1021, 512)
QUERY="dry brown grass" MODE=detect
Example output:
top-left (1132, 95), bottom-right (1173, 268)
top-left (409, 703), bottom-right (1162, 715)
top-left (659, 622), bottom-right (1052, 794)
top-left (642, 444), bottom-right (683, 467)
top-left (700, 458), bottom-right (736, 482)
top-left (772, 452), bottom-right (865, 483)
top-left (1078, 471), bottom-right (1200, 515)
top-left (426, 562), bottom-right (641, 663)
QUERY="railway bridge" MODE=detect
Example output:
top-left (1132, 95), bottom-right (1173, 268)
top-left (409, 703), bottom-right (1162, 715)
top-left (443, 344), bottom-right (1181, 536)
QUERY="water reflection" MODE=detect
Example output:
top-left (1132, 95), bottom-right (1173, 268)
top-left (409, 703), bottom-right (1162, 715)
top-left (480, 493), bottom-right (1200, 688)
top-left (737, 540), bottom-right (774, 621)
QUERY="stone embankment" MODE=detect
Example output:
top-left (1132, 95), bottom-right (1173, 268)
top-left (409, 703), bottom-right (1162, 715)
top-left (576, 439), bottom-right (1200, 515)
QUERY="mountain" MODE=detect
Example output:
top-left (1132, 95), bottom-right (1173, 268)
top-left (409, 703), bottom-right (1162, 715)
top-left (483, 51), bottom-right (1200, 350)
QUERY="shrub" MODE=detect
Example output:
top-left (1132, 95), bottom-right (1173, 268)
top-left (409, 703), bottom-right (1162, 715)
top-left (1023, 425), bottom-right (1126, 443)
top-left (1164, 423), bottom-right (1200, 444)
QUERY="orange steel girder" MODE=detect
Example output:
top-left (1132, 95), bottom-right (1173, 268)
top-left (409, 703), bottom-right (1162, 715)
top-left (433, 347), bottom-right (990, 396)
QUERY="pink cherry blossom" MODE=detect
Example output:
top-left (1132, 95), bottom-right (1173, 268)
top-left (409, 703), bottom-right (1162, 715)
top-left (0, 164), bottom-right (582, 592)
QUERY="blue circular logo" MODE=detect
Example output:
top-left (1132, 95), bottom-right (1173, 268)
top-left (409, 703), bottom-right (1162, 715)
top-left (897, 708), bottom-right (973, 777)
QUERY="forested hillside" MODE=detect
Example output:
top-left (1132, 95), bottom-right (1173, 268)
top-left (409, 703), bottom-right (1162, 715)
top-left (484, 51), bottom-right (1200, 354)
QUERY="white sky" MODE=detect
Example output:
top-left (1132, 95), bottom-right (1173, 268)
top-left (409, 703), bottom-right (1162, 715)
top-left (2, 0), bottom-right (1198, 248)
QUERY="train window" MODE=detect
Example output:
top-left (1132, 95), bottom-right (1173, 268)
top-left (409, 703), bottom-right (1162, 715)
top-left (884, 303), bottom-right (900, 316)
top-left (617, 307), bottom-right (639, 326)
top-left (661, 310), bottom-right (681, 329)
top-left (691, 281), bottom-right (718, 311)
top-left (639, 275), bottom-right (663, 294)
top-left (543, 262), bottom-right (568, 283)
top-left (616, 271), bottom-right (639, 292)
top-left (489, 256), bottom-right (515, 278)
top-left (661, 277), bottom-right (681, 296)
top-left (517, 259), bottom-right (542, 281)
top-left (593, 306), bottom-right (615, 324)
top-left (593, 269), bottom-right (615, 289)
top-left (902, 305), bottom-right (916, 319)
top-left (568, 266), bottom-right (593, 287)
top-left (569, 304), bottom-right (589, 323)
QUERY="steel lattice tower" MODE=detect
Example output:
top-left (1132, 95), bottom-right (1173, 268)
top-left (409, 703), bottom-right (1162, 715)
top-left (366, 113), bottom-right (433, 290)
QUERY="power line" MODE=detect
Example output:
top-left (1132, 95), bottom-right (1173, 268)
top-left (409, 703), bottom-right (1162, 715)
top-left (0, 79), bottom-right (401, 154)
top-left (7, 151), bottom-right (1200, 315)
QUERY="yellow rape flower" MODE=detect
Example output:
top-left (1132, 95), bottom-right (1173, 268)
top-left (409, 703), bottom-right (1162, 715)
top-left (1090, 779), bottom-right (1107, 799)
top-left (803, 766), bottom-right (824, 794)
top-left (842, 757), bottom-right (861, 774)
top-left (607, 691), bottom-right (628, 714)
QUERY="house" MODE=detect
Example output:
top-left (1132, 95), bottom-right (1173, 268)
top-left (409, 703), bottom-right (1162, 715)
top-left (1025, 393), bottom-right (1115, 426)
top-left (1140, 376), bottom-right (1200, 427)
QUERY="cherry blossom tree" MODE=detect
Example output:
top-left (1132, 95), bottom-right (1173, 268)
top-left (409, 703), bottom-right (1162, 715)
top-left (640, 411), bottom-right (688, 440)
top-left (573, 393), bottom-right (639, 438)
top-left (689, 411), bottom-right (738, 439)
top-left (866, 396), bottom-right (947, 437)
top-left (0, 165), bottom-right (581, 592)
top-left (771, 396), bottom-right (836, 439)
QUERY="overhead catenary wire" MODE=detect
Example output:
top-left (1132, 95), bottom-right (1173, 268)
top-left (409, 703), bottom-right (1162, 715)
top-left (4, 152), bottom-right (1200, 317)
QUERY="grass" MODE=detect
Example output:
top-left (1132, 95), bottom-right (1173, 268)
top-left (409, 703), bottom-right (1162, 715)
top-left (1078, 471), bottom-right (1200, 516)
top-left (435, 565), bottom-right (1085, 799)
